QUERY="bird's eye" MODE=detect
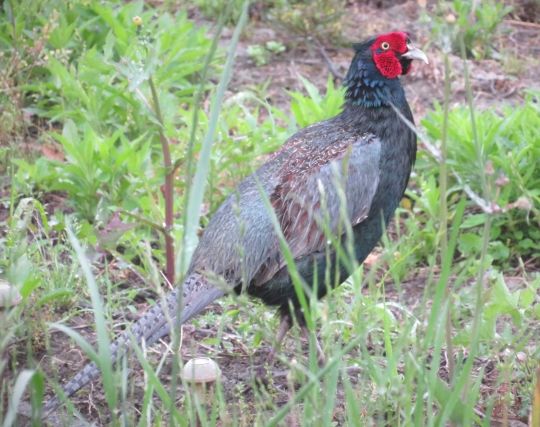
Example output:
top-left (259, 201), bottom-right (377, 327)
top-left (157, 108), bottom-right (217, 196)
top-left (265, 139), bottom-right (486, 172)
top-left (381, 42), bottom-right (390, 50)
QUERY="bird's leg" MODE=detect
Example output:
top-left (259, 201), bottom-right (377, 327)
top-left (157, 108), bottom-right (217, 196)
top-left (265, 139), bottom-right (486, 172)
top-left (252, 314), bottom-right (292, 386)
top-left (265, 314), bottom-right (292, 366)
top-left (301, 325), bottom-right (326, 366)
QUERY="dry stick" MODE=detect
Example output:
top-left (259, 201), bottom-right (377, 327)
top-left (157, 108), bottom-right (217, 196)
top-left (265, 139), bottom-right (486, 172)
top-left (504, 18), bottom-right (540, 29)
top-left (120, 209), bottom-right (168, 236)
top-left (148, 76), bottom-right (175, 286)
top-left (390, 102), bottom-right (502, 216)
top-left (315, 38), bottom-right (345, 81)
top-left (420, 138), bottom-right (502, 214)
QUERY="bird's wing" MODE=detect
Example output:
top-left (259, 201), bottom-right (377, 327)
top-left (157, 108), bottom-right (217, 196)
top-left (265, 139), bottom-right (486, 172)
top-left (253, 132), bottom-right (381, 285)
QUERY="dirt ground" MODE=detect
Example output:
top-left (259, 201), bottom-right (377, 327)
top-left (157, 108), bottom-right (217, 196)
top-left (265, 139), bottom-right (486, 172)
top-left (227, 1), bottom-right (540, 116)
top-left (8, 0), bottom-right (540, 425)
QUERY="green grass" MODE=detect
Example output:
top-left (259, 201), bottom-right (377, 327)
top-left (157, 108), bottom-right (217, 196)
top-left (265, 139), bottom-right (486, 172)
top-left (1, 0), bottom-right (539, 426)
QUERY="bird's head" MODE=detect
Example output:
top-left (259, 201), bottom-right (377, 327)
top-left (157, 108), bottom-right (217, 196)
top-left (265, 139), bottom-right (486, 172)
top-left (368, 31), bottom-right (428, 79)
top-left (344, 31), bottom-right (428, 107)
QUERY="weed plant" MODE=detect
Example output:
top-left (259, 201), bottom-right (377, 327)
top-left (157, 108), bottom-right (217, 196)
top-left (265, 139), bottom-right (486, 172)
top-left (425, 0), bottom-right (512, 59)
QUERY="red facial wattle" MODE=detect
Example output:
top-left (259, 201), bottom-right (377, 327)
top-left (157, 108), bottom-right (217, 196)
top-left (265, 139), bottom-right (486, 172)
top-left (371, 31), bottom-right (410, 79)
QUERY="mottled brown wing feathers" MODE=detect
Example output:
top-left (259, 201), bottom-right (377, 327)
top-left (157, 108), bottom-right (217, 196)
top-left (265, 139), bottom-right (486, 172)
top-left (254, 133), bottom-right (381, 285)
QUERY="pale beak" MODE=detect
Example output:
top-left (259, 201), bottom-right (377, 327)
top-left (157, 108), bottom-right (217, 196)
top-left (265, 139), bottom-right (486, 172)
top-left (402, 44), bottom-right (429, 64)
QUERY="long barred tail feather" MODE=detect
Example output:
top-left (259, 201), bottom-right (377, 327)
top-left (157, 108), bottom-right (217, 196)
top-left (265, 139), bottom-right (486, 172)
top-left (42, 273), bottom-right (224, 416)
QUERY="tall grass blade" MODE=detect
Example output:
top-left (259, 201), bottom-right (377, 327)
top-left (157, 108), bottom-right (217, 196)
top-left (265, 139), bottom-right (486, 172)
top-left (3, 370), bottom-right (36, 427)
top-left (65, 222), bottom-right (116, 411)
top-left (321, 361), bottom-right (340, 426)
top-left (49, 323), bottom-right (98, 362)
top-left (532, 367), bottom-right (540, 427)
top-left (254, 178), bottom-right (312, 328)
top-left (459, 33), bottom-right (494, 399)
top-left (424, 197), bottom-right (466, 345)
top-left (440, 52), bottom-right (455, 383)
top-left (180, 1), bottom-right (250, 270)
top-left (266, 335), bottom-right (364, 427)
top-left (178, 9), bottom-right (227, 271)
top-left (129, 337), bottom-right (185, 426)
top-left (169, 2), bottom-right (249, 424)
top-left (343, 374), bottom-right (361, 426)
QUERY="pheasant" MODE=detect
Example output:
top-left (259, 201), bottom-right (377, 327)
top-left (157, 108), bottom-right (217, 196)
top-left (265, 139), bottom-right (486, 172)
top-left (42, 31), bottom-right (427, 415)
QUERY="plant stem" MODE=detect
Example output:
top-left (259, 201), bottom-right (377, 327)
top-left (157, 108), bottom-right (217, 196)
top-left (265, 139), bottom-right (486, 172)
top-left (460, 39), bottom-right (486, 197)
top-left (460, 34), bottom-right (492, 399)
top-left (148, 76), bottom-right (175, 286)
top-left (440, 53), bottom-right (455, 383)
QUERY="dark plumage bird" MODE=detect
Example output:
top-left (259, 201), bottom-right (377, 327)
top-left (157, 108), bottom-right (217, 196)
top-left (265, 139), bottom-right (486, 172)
top-left (43, 31), bottom-right (427, 414)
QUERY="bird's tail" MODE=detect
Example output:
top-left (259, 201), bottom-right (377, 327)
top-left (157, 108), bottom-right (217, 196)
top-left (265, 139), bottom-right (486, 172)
top-left (42, 272), bottom-right (224, 416)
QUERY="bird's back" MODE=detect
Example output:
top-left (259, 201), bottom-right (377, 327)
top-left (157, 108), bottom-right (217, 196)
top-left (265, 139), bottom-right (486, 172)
top-left (189, 102), bottom-right (416, 307)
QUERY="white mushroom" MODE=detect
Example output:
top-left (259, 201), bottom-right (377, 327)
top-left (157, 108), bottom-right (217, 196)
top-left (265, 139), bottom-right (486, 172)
top-left (182, 357), bottom-right (221, 404)
top-left (0, 280), bottom-right (22, 308)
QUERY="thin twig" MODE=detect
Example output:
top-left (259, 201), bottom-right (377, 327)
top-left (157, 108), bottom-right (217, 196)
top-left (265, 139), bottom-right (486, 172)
top-left (504, 19), bottom-right (540, 29)
top-left (454, 177), bottom-right (502, 214)
top-left (314, 38), bottom-right (345, 80)
top-left (119, 209), bottom-right (168, 236)
top-left (390, 103), bottom-right (502, 215)
top-left (419, 140), bottom-right (501, 214)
